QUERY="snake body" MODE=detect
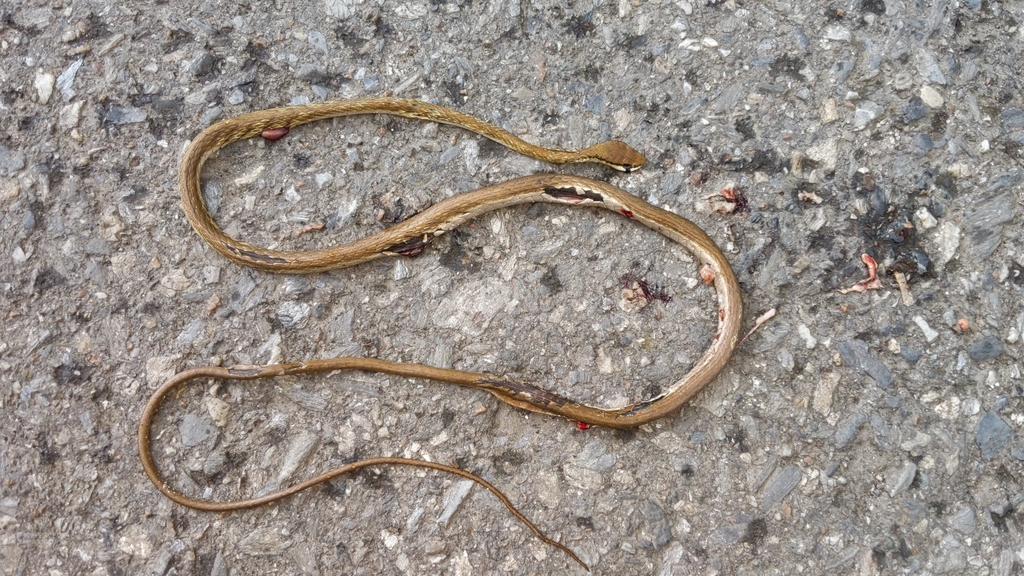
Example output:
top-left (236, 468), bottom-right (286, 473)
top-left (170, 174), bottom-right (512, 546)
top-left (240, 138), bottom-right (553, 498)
top-left (139, 98), bottom-right (742, 569)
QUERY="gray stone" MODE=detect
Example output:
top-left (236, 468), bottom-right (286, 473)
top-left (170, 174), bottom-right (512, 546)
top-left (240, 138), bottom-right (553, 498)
top-left (179, 414), bottom-right (215, 447)
top-left (204, 448), bottom-right (226, 477)
top-left (915, 50), bottom-right (947, 84)
top-left (0, 145), bottom-right (26, 175)
top-left (887, 462), bottom-right (917, 497)
top-left (853, 101), bottom-right (883, 130)
top-left (637, 499), bottom-right (673, 549)
top-left (902, 97), bottom-right (927, 123)
top-left (296, 64), bottom-right (329, 83)
top-left (104, 105), bottom-right (148, 125)
top-left (437, 480), bottom-right (474, 526)
top-left (949, 506), bottom-right (976, 535)
top-left (85, 238), bottom-right (110, 255)
top-left (574, 440), bottom-right (616, 471)
top-left (913, 133), bottom-right (933, 152)
top-left (276, 301), bottom-right (311, 328)
top-left (56, 58), bottom-right (83, 100)
top-left (762, 465), bottom-right (802, 511)
top-left (275, 431), bottom-right (319, 484)
top-left (976, 412), bottom-right (1012, 459)
top-left (968, 336), bottom-right (1003, 361)
top-left (964, 193), bottom-right (1015, 260)
top-left (189, 51), bottom-right (215, 76)
top-left (283, 386), bottom-right (328, 412)
top-left (708, 516), bottom-right (753, 548)
top-left (1002, 108), bottom-right (1024, 143)
top-left (835, 412), bottom-right (867, 449)
top-left (210, 551), bottom-right (228, 576)
top-left (308, 30), bottom-right (328, 54)
top-left (175, 319), bottom-right (205, 346)
top-left (837, 340), bottom-right (893, 388)
top-left (901, 346), bottom-right (922, 363)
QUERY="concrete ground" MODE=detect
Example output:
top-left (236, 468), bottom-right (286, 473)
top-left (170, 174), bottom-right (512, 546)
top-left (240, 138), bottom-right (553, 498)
top-left (1, 0), bottom-right (1023, 574)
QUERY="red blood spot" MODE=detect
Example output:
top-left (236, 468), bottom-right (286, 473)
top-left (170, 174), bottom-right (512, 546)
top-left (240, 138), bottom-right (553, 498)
top-left (261, 127), bottom-right (290, 141)
top-left (575, 422), bottom-right (591, 431)
top-left (620, 209), bottom-right (634, 219)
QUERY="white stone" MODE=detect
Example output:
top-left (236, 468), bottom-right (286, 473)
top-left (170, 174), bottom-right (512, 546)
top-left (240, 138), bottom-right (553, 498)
top-left (915, 207), bottom-right (938, 229)
top-left (798, 324), bottom-right (817, 349)
top-left (825, 25), bottom-right (851, 41)
top-left (920, 85), bottom-right (944, 108)
top-left (929, 221), bottom-right (961, 268)
top-left (913, 316), bottom-right (939, 342)
top-left (34, 70), bottom-right (55, 104)
top-left (819, 98), bottom-right (839, 124)
top-left (381, 529), bottom-right (399, 549)
top-left (59, 101), bottom-right (84, 129)
top-left (205, 396), bottom-right (231, 427)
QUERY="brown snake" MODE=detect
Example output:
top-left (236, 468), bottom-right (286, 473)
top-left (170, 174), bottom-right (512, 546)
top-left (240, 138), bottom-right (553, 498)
top-left (139, 97), bottom-right (742, 570)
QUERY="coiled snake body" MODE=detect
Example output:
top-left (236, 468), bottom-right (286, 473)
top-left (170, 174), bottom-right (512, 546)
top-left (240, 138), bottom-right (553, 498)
top-left (139, 98), bottom-right (742, 569)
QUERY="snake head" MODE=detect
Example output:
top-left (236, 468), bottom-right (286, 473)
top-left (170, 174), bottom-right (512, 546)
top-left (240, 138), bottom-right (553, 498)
top-left (579, 140), bottom-right (647, 172)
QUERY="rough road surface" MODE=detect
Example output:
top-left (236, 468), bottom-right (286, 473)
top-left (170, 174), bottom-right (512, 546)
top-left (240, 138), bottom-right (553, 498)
top-left (1, 1), bottom-right (1023, 574)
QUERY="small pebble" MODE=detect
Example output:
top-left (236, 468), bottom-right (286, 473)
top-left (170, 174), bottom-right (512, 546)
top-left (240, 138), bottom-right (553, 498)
top-left (202, 265), bottom-right (220, 284)
top-left (824, 25), bottom-right (851, 41)
top-left (1001, 108), bottom-right (1024, 143)
top-left (189, 51), bottom-right (215, 76)
top-left (308, 30), bottom-right (328, 54)
top-left (920, 85), bottom-right (944, 108)
top-left (913, 133), bottom-right (933, 152)
top-left (819, 98), bottom-right (839, 124)
top-left (976, 412), bottom-right (1012, 459)
top-left (175, 318), bottom-right (205, 346)
top-left (964, 192), bottom-right (1015, 260)
top-left (888, 462), bottom-right (917, 497)
top-left (11, 246), bottom-right (29, 263)
top-left (315, 173), bottom-right (333, 189)
top-left (708, 517), bottom-right (753, 548)
top-left (204, 449), bottom-right (226, 477)
top-left (901, 345), bottom-right (922, 363)
top-left (762, 465), bottom-right (802, 511)
top-left (200, 106), bottom-right (223, 126)
top-left (104, 105), bottom-right (148, 125)
top-left (915, 207), bottom-right (938, 229)
top-left (853, 101), bottom-right (883, 130)
top-left (913, 316), bottom-right (939, 342)
top-left (574, 440), bottom-right (617, 471)
top-left (276, 431), bottom-right (319, 483)
top-left (34, 70), bottom-right (55, 104)
top-left (56, 58), bottom-right (83, 100)
top-left (835, 412), bottom-right (867, 449)
top-left (902, 97), bottom-right (927, 123)
top-left (276, 301), bottom-right (311, 328)
top-left (437, 480), bottom-right (475, 526)
top-left (915, 50), bottom-right (947, 85)
top-left (968, 336), bottom-right (1003, 361)
top-left (179, 414), bottom-right (215, 447)
top-left (797, 324), bottom-right (817, 349)
top-left (837, 339), bottom-right (894, 388)
top-left (640, 499), bottom-right (672, 549)
top-left (949, 506), bottom-right (976, 535)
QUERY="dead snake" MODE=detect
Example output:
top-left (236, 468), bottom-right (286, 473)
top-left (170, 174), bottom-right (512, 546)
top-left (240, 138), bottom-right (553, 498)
top-left (138, 97), bottom-right (743, 570)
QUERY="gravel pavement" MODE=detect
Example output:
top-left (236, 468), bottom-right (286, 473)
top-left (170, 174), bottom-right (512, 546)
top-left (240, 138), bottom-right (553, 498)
top-left (2, 1), bottom-right (1023, 574)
